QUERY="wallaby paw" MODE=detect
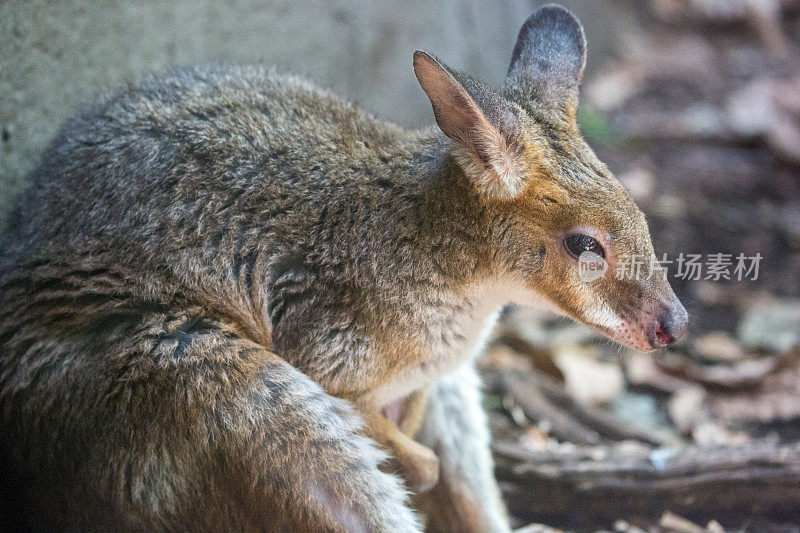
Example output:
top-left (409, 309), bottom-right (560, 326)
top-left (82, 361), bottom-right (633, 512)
top-left (401, 444), bottom-right (440, 494)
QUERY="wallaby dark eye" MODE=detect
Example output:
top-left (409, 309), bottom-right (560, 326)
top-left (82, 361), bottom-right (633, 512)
top-left (564, 234), bottom-right (605, 259)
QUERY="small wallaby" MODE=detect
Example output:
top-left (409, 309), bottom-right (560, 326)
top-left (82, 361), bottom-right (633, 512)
top-left (0, 5), bottom-right (687, 532)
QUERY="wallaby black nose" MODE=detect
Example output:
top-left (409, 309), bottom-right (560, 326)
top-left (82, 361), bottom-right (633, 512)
top-left (653, 304), bottom-right (688, 347)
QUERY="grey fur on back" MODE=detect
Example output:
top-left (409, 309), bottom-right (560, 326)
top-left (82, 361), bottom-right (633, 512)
top-left (2, 64), bottom-right (474, 381)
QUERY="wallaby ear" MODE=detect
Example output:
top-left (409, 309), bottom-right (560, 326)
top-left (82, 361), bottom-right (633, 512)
top-left (502, 5), bottom-right (586, 118)
top-left (413, 50), bottom-right (527, 199)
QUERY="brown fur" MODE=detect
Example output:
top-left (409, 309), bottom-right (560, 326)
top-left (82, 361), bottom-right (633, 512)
top-left (0, 5), bottom-right (685, 531)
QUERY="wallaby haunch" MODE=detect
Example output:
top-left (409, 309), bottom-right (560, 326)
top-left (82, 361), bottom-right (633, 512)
top-left (0, 5), bottom-right (687, 531)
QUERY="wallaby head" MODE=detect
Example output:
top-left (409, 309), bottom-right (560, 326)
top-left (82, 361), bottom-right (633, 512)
top-left (414, 5), bottom-right (687, 351)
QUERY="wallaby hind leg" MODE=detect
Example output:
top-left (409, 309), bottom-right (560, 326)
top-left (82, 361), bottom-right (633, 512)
top-left (4, 313), bottom-right (421, 532)
top-left (212, 351), bottom-right (423, 532)
top-left (413, 363), bottom-right (510, 533)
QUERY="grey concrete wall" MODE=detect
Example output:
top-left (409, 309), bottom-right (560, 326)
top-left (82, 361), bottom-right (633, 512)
top-left (0, 0), bottom-right (625, 225)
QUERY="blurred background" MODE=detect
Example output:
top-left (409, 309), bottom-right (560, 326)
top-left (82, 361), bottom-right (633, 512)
top-left (2, 1), bottom-right (800, 531)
